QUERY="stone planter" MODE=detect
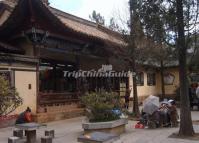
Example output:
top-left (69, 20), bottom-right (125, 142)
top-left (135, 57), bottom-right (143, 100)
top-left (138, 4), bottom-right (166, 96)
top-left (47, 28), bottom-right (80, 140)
top-left (82, 118), bottom-right (128, 135)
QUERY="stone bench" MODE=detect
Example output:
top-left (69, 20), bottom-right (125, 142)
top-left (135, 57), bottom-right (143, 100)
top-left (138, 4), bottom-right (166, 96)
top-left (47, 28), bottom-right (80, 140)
top-left (41, 136), bottom-right (52, 143)
top-left (45, 129), bottom-right (55, 138)
top-left (8, 136), bottom-right (20, 143)
top-left (13, 129), bottom-right (23, 138)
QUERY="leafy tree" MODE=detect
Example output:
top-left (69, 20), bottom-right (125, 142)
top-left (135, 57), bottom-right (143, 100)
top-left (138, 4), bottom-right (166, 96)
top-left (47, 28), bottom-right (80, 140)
top-left (137, 0), bottom-right (178, 99)
top-left (89, 10), bottom-right (105, 25)
top-left (137, 0), bottom-right (198, 136)
top-left (0, 75), bottom-right (22, 116)
top-left (110, 0), bottom-right (198, 135)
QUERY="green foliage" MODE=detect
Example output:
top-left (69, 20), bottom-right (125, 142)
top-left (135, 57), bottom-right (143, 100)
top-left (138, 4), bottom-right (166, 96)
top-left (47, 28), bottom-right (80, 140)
top-left (0, 75), bottom-right (22, 116)
top-left (81, 91), bottom-right (121, 122)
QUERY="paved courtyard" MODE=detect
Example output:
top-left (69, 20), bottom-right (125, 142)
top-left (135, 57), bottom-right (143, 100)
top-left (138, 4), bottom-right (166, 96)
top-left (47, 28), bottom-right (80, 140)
top-left (0, 111), bottom-right (199, 143)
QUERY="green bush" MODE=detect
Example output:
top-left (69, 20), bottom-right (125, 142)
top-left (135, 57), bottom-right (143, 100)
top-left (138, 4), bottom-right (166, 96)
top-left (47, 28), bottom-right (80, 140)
top-left (0, 75), bottom-right (22, 116)
top-left (81, 91), bottom-right (121, 122)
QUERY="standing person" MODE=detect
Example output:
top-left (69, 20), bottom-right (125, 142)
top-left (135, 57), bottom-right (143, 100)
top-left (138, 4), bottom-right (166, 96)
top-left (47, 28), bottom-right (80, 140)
top-left (196, 83), bottom-right (199, 110)
top-left (168, 100), bottom-right (178, 127)
top-left (189, 84), bottom-right (194, 109)
top-left (196, 83), bottom-right (199, 98)
top-left (124, 89), bottom-right (131, 109)
top-left (15, 107), bottom-right (32, 124)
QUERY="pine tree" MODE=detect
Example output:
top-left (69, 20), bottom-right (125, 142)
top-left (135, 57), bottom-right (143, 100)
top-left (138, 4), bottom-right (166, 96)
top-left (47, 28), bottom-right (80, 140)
top-left (89, 10), bottom-right (105, 25)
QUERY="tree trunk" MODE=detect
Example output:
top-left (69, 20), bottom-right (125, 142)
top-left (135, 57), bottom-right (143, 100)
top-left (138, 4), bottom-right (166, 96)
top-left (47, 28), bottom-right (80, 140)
top-left (129, 0), bottom-right (140, 116)
top-left (176, 0), bottom-right (194, 136)
top-left (160, 60), bottom-right (165, 100)
top-left (132, 70), bottom-right (139, 116)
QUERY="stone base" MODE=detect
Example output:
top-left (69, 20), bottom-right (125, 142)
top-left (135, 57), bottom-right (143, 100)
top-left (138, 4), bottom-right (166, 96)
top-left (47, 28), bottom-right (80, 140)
top-left (8, 136), bottom-right (20, 143)
top-left (41, 136), bottom-right (52, 143)
top-left (26, 130), bottom-right (36, 143)
top-left (82, 119), bottom-right (128, 135)
top-left (84, 125), bottom-right (126, 135)
top-left (13, 129), bottom-right (23, 138)
top-left (33, 108), bottom-right (85, 123)
top-left (78, 132), bottom-right (120, 143)
top-left (45, 130), bottom-right (55, 138)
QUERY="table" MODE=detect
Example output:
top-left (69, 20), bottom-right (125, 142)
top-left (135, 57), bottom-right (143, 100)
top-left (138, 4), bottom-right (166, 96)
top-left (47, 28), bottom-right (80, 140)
top-left (78, 132), bottom-right (119, 143)
top-left (15, 122), bottom-right (47, 143)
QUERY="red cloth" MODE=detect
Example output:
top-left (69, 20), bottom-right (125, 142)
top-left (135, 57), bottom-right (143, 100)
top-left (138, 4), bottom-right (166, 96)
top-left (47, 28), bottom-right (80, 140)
top-left (25, 112), bottom-right (32, 122)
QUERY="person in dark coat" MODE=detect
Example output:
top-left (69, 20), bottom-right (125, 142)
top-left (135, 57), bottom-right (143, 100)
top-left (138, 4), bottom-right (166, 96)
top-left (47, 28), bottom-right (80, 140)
top-left (168, 100), bottom-right (178, 127)
top-left (189, 86), bottom-right (194, 109)
top-left (124, 89), bottom-right (131, 109)
top-left (15, 107), bottom-right (32, 124)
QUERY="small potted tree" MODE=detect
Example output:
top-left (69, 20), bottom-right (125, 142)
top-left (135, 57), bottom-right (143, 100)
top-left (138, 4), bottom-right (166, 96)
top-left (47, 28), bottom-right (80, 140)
top-left (81, 91), bottom-right (128, 135)
top-left (0, 75), bottom-right (22, 128)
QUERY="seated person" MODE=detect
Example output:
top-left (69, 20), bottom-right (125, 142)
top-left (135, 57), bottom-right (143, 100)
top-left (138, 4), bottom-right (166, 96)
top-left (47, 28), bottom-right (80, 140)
top-left (139, 110), bottom-right (148, 126)
top-left (159, 103), bottom-right (170, 127)
top-left (148, 111), bottom-right (161, 128)
top-left (15, 107), bottom-right (32, 124)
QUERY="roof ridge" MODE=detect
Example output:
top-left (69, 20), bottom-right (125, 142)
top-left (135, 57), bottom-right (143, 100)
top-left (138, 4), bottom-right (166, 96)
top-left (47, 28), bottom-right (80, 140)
top-left (49, 7), bottom-right (122, 39)
top-left (0, 0), bottom-right (124, 46)
top-left (50, 7), bottom-right (98, 28)
top-left (97, 24), bottom-right (122, 39)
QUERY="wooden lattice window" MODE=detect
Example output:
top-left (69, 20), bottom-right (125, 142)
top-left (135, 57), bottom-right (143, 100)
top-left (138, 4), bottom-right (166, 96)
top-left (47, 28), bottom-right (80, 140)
top-left (136, 72), bottom-right (144, 86)
top-left (147, 73), bottom-right (156, 86)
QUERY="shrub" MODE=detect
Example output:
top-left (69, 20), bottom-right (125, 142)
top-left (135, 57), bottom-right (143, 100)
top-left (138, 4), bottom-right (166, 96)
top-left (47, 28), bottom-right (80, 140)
top-left (81, 91), bottom-right (122, 122)
top-left (0, 75), bottom-right (22, 116)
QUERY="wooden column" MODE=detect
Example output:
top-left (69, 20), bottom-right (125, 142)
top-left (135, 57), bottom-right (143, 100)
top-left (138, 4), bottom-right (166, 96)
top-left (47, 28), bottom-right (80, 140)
top-left (34, 44), bottom-right (40, 114)
top-left (53, 64), bottom-right (56, 92)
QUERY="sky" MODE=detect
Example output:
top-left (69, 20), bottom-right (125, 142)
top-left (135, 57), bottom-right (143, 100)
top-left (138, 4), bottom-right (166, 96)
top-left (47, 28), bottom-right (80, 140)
top-left (49, 0), bottom-right (129, 25)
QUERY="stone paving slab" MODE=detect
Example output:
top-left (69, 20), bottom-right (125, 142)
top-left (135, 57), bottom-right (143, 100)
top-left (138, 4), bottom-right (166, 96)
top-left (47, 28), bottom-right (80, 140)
top-left (0, 111), bottom-right (198, 143)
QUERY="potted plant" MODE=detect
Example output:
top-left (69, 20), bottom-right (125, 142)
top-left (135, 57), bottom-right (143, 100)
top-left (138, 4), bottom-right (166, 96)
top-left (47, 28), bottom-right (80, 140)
top-left (81, 91), bottom-right (128, 135)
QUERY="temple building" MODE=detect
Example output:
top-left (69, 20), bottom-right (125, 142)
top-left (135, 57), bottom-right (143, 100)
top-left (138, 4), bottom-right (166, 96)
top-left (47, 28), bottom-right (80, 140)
top-left (0, 0), bottom-right (129, 122)
top-left (0, 0), bottom-right (198, 123)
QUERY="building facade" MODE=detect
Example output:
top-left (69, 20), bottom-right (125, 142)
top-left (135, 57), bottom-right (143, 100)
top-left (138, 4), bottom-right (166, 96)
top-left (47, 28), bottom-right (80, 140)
top-left (0, 0), bottom-right (185, 123)
top-left (0, 0), bottom-right (129, 122)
